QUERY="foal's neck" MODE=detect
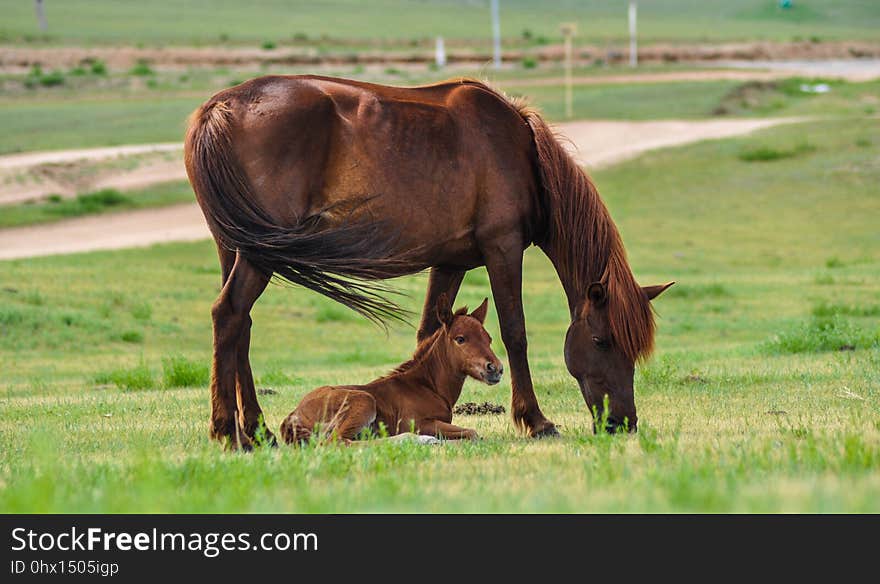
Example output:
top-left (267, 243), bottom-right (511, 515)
top-left (401, 337), bottom-right (466, 408)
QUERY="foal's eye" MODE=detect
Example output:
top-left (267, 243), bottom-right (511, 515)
top-left (592, 336), bottom-right (610, 350)
top-left (454, 336), bottom-right (466, 344)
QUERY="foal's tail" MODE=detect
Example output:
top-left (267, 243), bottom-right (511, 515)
top-left (185, 99), bottom-right (408, 325)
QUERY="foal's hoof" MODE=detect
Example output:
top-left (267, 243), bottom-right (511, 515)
top-left (417, 435), bottom-right (442, 445)
top-left (529, 422), bottom-right (560, 439)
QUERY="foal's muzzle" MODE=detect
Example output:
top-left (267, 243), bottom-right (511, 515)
top-left (485, 362), bottom-right (503, 385)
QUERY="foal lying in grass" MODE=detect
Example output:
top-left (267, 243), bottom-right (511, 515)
top-left (280, 295), bottom-right (503, 445)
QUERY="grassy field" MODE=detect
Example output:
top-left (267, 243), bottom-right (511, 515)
top-left (2, 72), bottom-right (878, 155)
top-left (1, 117), bottom-right (877, 512)
top-left (1, 0), bottom-right (878, 45)
top-left (0, 183), bottom-right (194, 229)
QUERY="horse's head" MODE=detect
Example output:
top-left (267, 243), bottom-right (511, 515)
top-left (564, 281), bottom-right (673, 433)
top-left (436, 294), bottom-right (503, 385)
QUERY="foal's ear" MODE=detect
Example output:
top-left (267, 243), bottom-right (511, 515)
top-left (587, 282), bottom-right (607, 306)
top-left (470, 297), bottom-right (489, 324)
top-left (436, 293), bottom-right (453, 327)
top-left (642, 281), bottom-right (675, 301)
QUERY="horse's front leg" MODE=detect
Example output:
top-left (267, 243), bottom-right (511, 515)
top-left (209, 252), bottom-right (269, 450)
top-left (416, 267), bottom-right (466, 342)
top-left (483, 242), bottom-right (559, 438)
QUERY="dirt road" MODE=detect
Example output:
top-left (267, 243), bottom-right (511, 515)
top-left (0, 117), bottom-right (800, 260)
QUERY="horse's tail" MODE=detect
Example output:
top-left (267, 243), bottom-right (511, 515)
top-left (184, 99), bottom-right (408, 325)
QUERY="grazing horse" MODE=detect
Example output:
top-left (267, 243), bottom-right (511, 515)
top-left (184, 75), bottom-right (672, 449)
top-left (280, 296), bottom-right (500, 444)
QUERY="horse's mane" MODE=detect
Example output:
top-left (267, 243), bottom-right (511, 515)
top-left (383, 306), bottom-right (469, 378)
top-left (462, 79), bottom-right (655, 361)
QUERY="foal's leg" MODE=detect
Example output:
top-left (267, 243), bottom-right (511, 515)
top-left (418, 420), bottom-right (479, 440)
top-left (483, 243), bottom-right (559, 438)
top-left (416, 267), bottom-right (465, 342)
top-left (209, 252), bottom-right (269, 450)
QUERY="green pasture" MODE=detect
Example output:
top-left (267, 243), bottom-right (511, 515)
top-left (1, 0), bottom-right (877, 45)
top-left (1, 73), bottom-right (878, 155)
top-left (1, 117), bottom-right (878, 512)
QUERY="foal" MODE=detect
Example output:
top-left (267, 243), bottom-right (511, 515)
top-left (280, 296), bottom-right (503, 444)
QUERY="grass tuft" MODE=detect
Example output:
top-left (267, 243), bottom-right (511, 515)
top-left (94, 361), bottom-right (155, 391)
top-left (763, 315), bottom-right (879, 354)
top-left (161, 355), bottom-right (210, 388)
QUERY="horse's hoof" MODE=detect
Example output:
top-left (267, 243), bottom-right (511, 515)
top-left (529, 422), bottom-right (560, 439)
top-left (417, 435), bottom-right (441, 445)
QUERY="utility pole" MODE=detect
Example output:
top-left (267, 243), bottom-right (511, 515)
top-left (34, 0), bottom-right (48, 32)
top-left (629, 1), bottom-right (638, 67)
top-left (560, 22), bottom-right (577, 119)
top-left (435, 36), bottom-right (446, 68)
top-left (490, 0), bottom-right (502, 69)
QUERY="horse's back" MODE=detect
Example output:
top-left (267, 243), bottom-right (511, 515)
top-left (204, 75), bottom-right (541, 265)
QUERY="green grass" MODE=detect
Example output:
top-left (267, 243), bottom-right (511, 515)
top-left (1, 118), bottom-right (878, 513)
top-left (0, 0), bottom-right (877, 45)
top-left (0, 96), bottom-right (201, 154)
top-left (0, 182), bottom-right (195, 228)
top-left (2, 74), bottom-right (877, 155)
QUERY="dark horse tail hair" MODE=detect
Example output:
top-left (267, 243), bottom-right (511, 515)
top-left (514, 101), bottom-right (656, 363)
top-left (185, 99), bottom-right (411, 325)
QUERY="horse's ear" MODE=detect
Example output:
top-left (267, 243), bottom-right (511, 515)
top-left (436, 293), bottom-right (453, 327)
top-left (588, 282), bottom-right (607, 307)
top-left (642, 281), bottom-right (675, 301)
top-left (470, 297), bottom-right (489, 324)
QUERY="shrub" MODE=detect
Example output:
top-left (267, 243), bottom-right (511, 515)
top-left (130, 59), bottom-right (154, 76)
top-left (162, 355), bottom-right (210, 388)
top-left (90, 60), bottom-right (107, 75)
top-left (68, 66), bottom-right (87, 76)
top-left (521, 57), bottom-right (537, 69)
top-left (120, 330), bottom-right (144, 343)
top-left (39, 70), bottom-right (65, 86)
top-left (261, 40), bottom-right (277, 50)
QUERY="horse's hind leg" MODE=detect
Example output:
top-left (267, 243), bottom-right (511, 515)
top-left (416, 267), bottom-right (466, 342)
top-left (216, 246), bottom-right (274, 446)
top-left (235, 316), bottom-right (276, 445)
top-left (210, 252), bottom-right (269, 450)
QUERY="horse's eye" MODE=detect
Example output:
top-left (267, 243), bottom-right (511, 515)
top-left (592, 336), bottom-right (610, 349)
top-left (454, 336), bottom-right (466, 344)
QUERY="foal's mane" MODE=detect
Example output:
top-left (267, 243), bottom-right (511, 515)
top-left (462, 79), bottom-right (656, 361)
top-left (384, 306), bottom-right (470, 378)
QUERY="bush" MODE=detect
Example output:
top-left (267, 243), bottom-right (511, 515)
top-left (90, 60), bottom-right (107, 75)
top-left (261, 40), bottom-right (277, 50)
top-left (521, 57), bottom-right (537, 69)
top-left (120, 330), bottom-right (144, 344)
top-left (130, 59), bottom-right (154, 76)
top-left (162, 355), bottom-right (210, 388)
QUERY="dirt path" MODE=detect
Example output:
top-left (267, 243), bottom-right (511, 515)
top-left (0, 117), bottom-right (801, 260)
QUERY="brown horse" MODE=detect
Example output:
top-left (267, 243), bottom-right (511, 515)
top-left (184, 75), bottom-right (672, 449)
top-left (279, 295), bottom-right (500, 445)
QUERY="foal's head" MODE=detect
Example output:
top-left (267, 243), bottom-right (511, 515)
top-left (436, 294), bottom-right (503, 385)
